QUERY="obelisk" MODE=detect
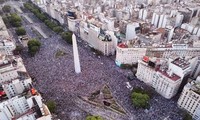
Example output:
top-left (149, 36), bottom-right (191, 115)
top-left (72, 34), bottom-right (81, 73)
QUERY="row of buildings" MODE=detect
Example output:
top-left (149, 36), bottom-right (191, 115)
top-left (31, 0), bottom-right (200, 58)
top-left (0, 15), bottom-right (52, 120)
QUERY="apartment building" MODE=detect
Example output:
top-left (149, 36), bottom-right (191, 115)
top-left (178, 76), bottom-right (200, 120)
top-left (79, 21), bottom-right (117, 56)
top-left (190, 56), bottom-right (200, 79)
top-left (0, 95), bottom-right (51, 120)
top-left (136, 58), bottom-right (157, 85)
top-left (116, 42), bottom-right (147, 66)
top-left (0, 56), bottom-right (26, 84)
top-left (153, 68), bottom-right (182, 99)
top-left (0, 16), bottom-right (15, 55)
top-left (136, 56), bottom-right (191, 99)
top-left (2, 73), bottom-right (32, 99)
top-left (153, 57), bottom-right (191, 99)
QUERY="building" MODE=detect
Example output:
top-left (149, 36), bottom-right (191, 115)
top-left (80, 21), bottom-right (117, 56)
top-left (153, 57), bottom-right (191, 99)
top-left (194, 106), bottom-right (200, 120)
top-left (68, 17), bottom-right (81, 32)
top-left (178, 76), bottom-right (200, 120)
top-left (0, 95), bottom-right (51, 120)
top-left (0, 56), bottom-right (27, 84)
top-left (153, 66), bottom-right (182, 99)
top-left (136, 57), bottom-right (157, 85)
top-left (125, 22), bottom-right (140, 40)
top-left (2, 72), bottom-right (32, 99)
top-left (0, 17), bottom-right (15, 55)
top-left (190, 57), bottom-right (200, 79)
top-left (116, 26), bottom-right (200, 65)
top-left (136, 56), bottom-right (191, 99)
top-left (116, 42), bottom-right (147, 66)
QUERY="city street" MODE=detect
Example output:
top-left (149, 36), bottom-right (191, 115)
top-left (7, 2), bottom-right (184, 120)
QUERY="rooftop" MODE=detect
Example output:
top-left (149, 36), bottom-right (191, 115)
top-left (171, 57), bottom-right (190, 70)
top-left (141, 56), bottom-right (181, 81)
top-left (187, 81), bottom-right (200, 95)
top-left (157, 68), bottom-right (181, 81)
top-left (193, 82), bottom-right (200, 95)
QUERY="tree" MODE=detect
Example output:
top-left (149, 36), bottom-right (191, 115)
top-left (24, 3), bottom-right (33, 10)
top-left (27, 39), bottom-right (41, 56)
top-left (9, 14), bottom-right (22, 27)
top-left (53, 26), bottom-right (63, 34)
top-left (44, 20), bottom-right (57, 29)
top-left (46, 100), bottom-right (56, 113)
top-left (131, 89), bottom-right (150, 109)
top-left (86, 115), bottom-right (103, 120)
top-left (29, 46), bottom-right (39, 55)
top-left (61, 32), bottom-right (73, 44)
top-left (10, 13), bottom-right (21, 22)
top-left (15, 27), bottom-right (26, 36)
top-left (36, 13), bottom-right (47, 21)
top-left (2, 5), bottom-right (11, 13)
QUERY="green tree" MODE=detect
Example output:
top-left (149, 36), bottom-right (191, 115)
top-left (10, 13), bottom-right (21, 22)
top-left (53, 26), bottom-right (63, 34)
top-left (36, 13), bottom-right (47, 21)
top-left (44, 20), bottom-right (57, 29)
top-left (61, 32), bottom-right (73, 44)
top-left (15, 27), bottom-right (26, 36)
top-left (46, 100), bottom-right (56, 113)
top-left (24, 3), bottom-right (33, 10)
top-left (2, 5), bottom-right (11, 13)
top-left (27, 39), bottom-right (41, 56)
top-left (131, 90), bottom-right (150, 109)
top-left (86, 115), bottom-right (103, 120)
top-left (9, 14), bottom-right (22, 27)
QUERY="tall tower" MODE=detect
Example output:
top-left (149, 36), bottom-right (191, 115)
top-left (72, 34), bottom-right (81, 73)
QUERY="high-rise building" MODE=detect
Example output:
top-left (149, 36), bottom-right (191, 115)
top-left (136, 56), bottom-right (191, 99)
top-left (0, 95), bottom-right (51, 120)
top-left (190, 57), bottom-right (200, 79)
top-left (178, 76), bottom-right (200, 120)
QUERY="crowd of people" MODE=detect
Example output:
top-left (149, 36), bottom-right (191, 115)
top-left (20, 10), bottom-right (184, 120)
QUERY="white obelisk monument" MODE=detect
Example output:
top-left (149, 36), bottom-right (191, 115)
top-left (72, 34), bottom-right (81, 73)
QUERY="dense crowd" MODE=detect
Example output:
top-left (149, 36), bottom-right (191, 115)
top-left (19, 9), bottom-right (184, 120)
